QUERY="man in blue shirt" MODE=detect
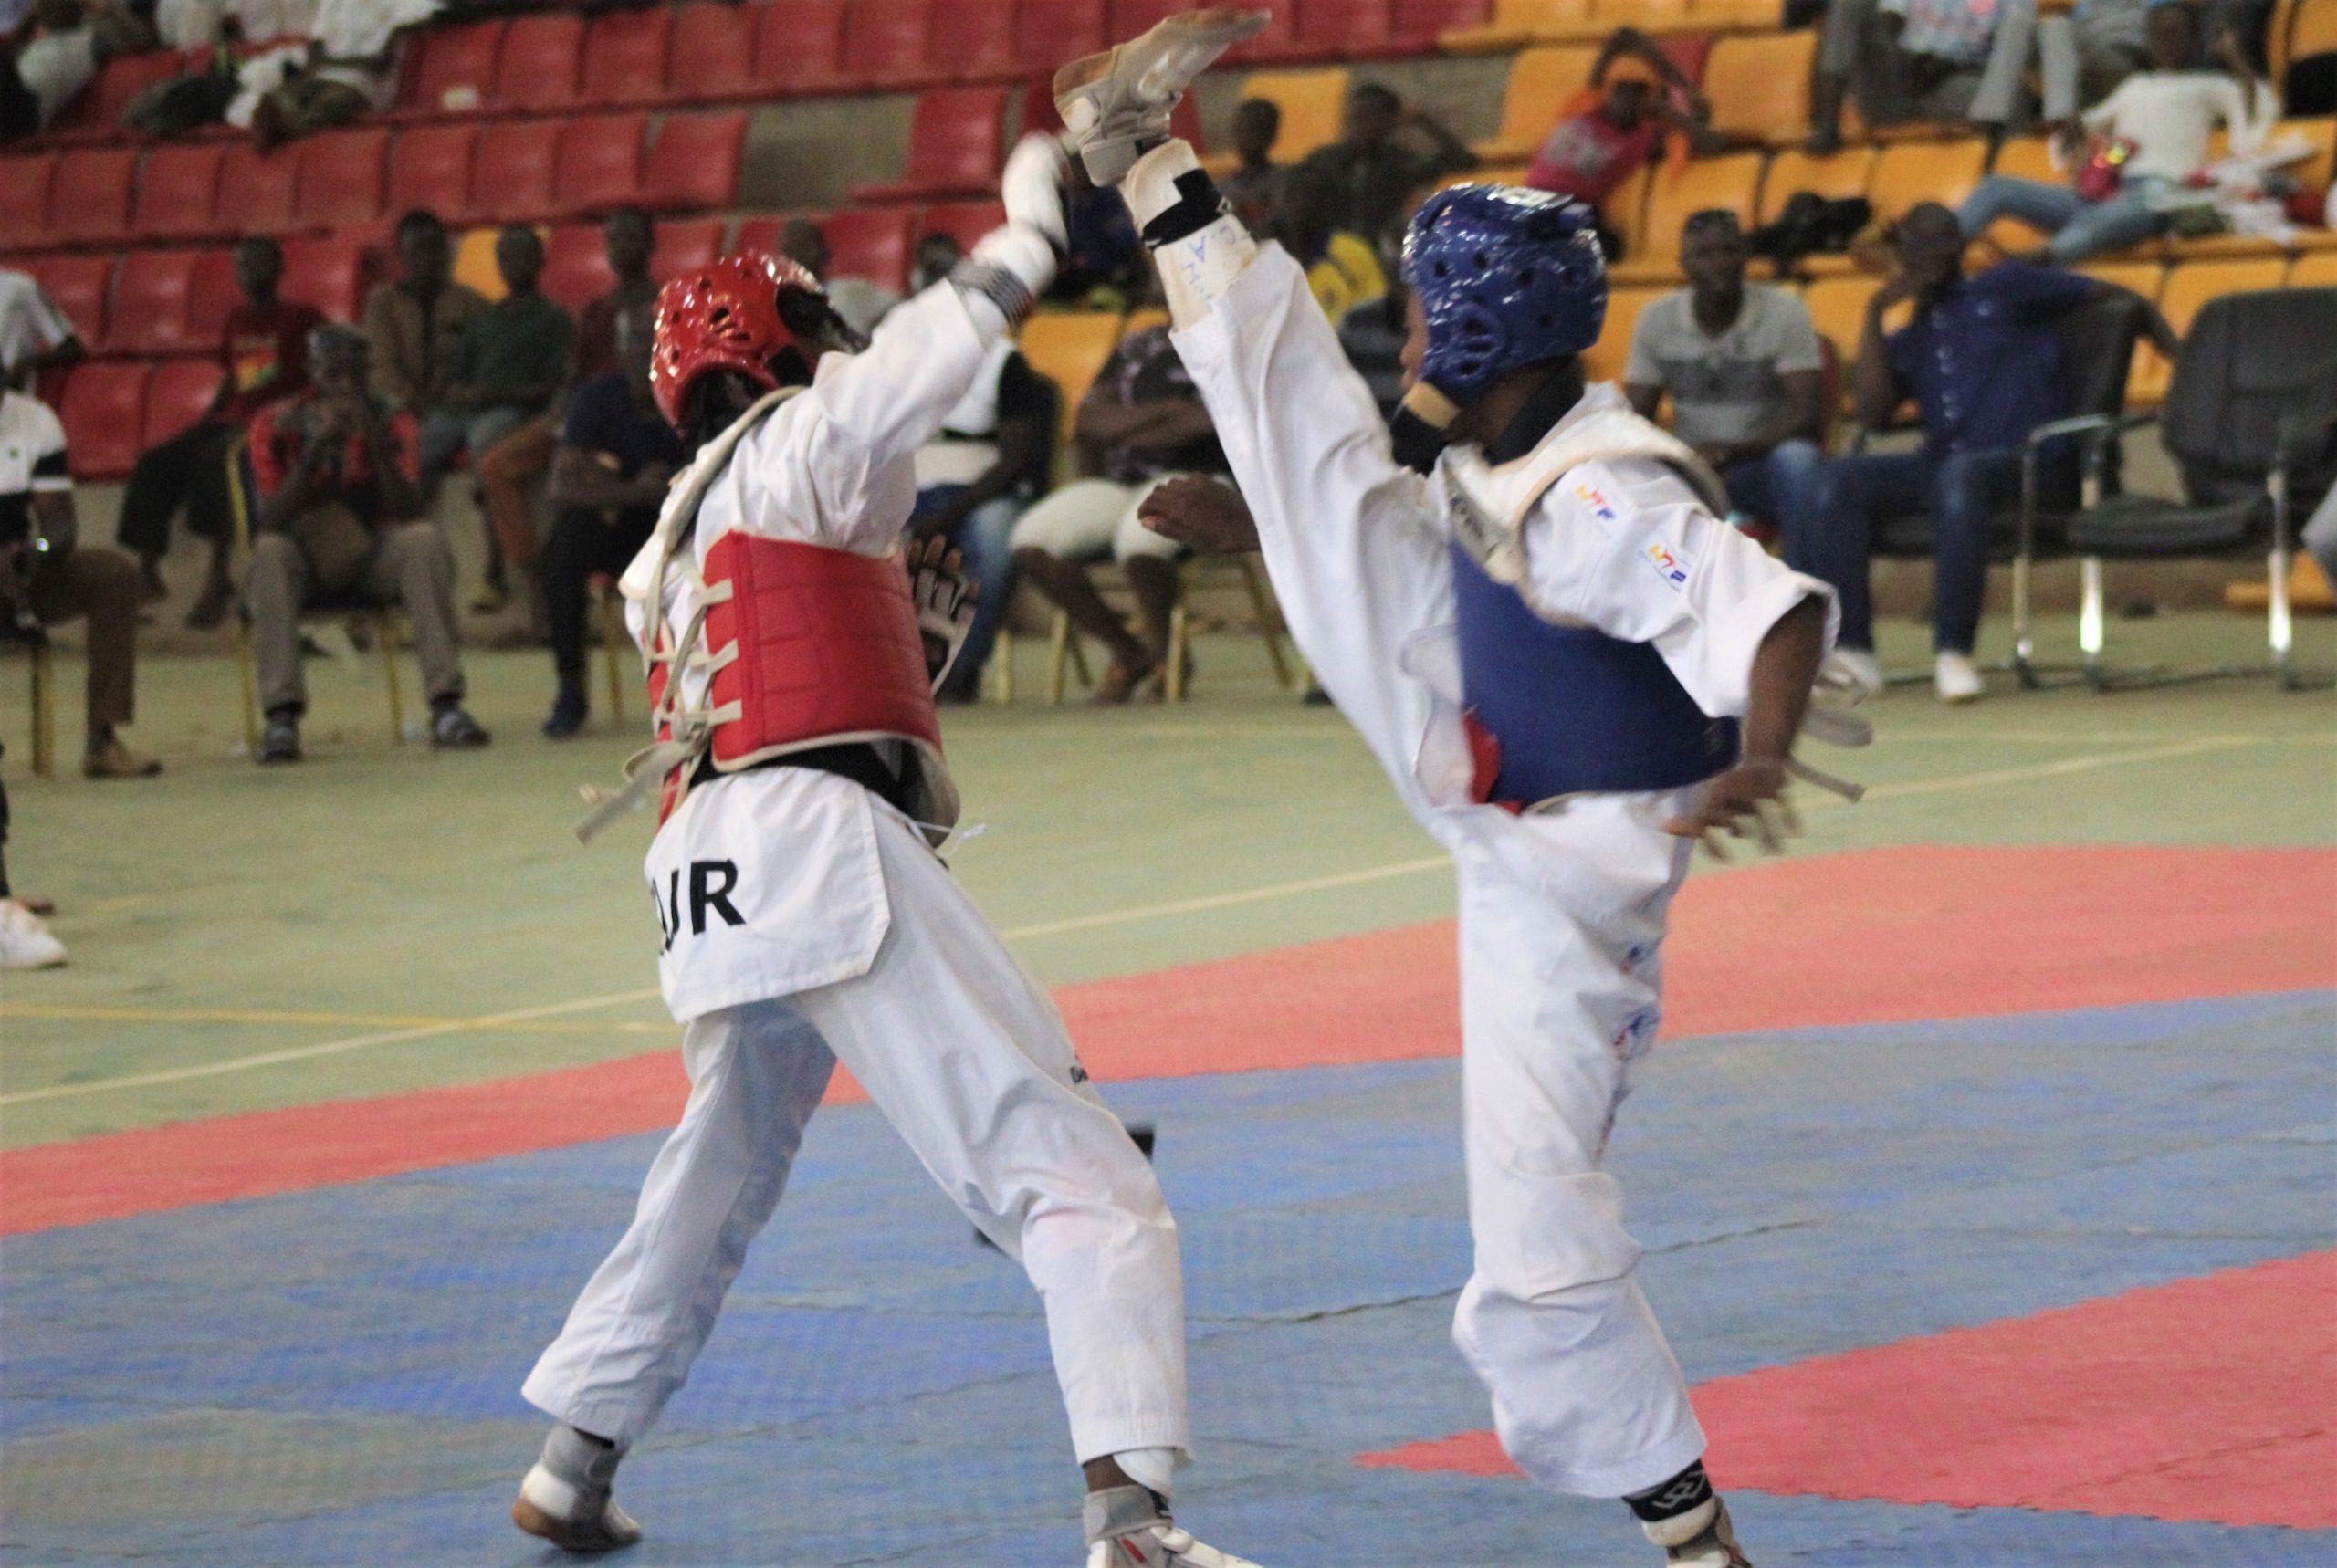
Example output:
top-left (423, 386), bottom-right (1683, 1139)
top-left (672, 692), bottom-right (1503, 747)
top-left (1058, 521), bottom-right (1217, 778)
top-left (1789, 203), bottom-right (2175, 702)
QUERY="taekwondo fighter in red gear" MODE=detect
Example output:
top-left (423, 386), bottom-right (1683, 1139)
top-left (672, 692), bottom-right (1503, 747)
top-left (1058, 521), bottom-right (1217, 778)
top-left (511, 132), bottom-right (1267, 1568)
top-left (1053, 12), bottom-right (1871, 1565)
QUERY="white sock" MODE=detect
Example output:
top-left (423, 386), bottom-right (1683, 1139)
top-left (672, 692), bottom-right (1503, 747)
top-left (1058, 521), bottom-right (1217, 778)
top-left (1115, 1446), bottom-right (1179, 1498)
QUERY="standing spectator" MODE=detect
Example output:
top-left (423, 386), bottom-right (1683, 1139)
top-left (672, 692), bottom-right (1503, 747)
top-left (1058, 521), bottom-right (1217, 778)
top-left (1, 383), bottom-right (162, 779)
top-left (243, 325), bottom-right (487, 762)
top-left (903, 234), bottom-right (1053, 704)
top-left (247, 0), bottom-right (436, 148)
top-left (115, 235), bottom-right (324, 626)
top-left (0, 267), bottom-right (85, 385)
top-left (1957, 5), bottom-right (2273, 264)
top-left (1221, 97), bottom-right (1284, 229)
top-left (776, 216), bottom-right (896, 341)
top-left (363, 210), bottom-right (486, 427)
top-left (1793, 204), bottom-right (2178, 701)
top-left (1808, 0), bottom-right (2041, 153)
top-left (1011, 317), bottom-right (1224, 704)
top-left (538, 309), bottom-right (680, 738)
top-left (574, 206), bottom-right (659, 384)
top-left (420, 225), bottom-right (572, 614)
top-left (1299, 82), bottom-right (1478, 241)
top-left (1623, 211), bottom-right (1828, 532)
top-left (1271, 162), bottom-right (1387, 319)
top-left (4, 0), bottom-right (97, 136)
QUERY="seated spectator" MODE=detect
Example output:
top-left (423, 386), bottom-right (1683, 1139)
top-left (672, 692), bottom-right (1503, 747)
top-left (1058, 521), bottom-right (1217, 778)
top-left (1272, 162), bottom-right (1387, 319)
top-left (121, 15), bottom-right (240, 137)
top-left (363, 210), bottom-right (486, 429)
top-left (247, 0), bottom-right (436, 148)
top-left (1300, 83), bottom-right (1477, 241)
top-left (419, 225), bottom-right (572, 615)
top-left (1337, 206), bottom-right (1418, 420)
top-left (539, 308), bottom-right (679, 738)
top-left (0, 266), bottom-right (86, 385)
top-left (3, 0), bottom-right (97, 138)
top-left (1623, 210), bottom-right (1827, 533)
top-left (116, 235), bottom-right (324, 627)
top-left (902, 234), bottom-right (1053, 704)
top-left (1525, 30), bottom-right (1731, 251)
top-left (1790, 204), bottom-right (2179, 702)
top-left (244, 324), bottom-right (488, 762)
top-left (776, 217), bottom-right (895, 341)
top-left (1221, 97), bottom-right (1284, 229)
top-left (1958, 5), bottom-right (2273, 265)
top-left (1, 381), bottom-right (161, 779)
top-left (1011, 312), bottom-right (1225, 704)
top-left (1809, 0), bottom-right (2039, 153)
top-left (575, 206), bottom-right (659, 384)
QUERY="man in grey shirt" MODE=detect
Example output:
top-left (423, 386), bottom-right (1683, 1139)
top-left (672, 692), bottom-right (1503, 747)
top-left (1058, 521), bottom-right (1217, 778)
top-left (1623, 210), bottom-right (1828, 534)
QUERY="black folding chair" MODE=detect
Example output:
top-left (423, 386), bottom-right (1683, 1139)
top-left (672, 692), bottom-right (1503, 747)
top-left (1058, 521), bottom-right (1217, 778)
top-left (2048, 287), bottom-right (2337, 691)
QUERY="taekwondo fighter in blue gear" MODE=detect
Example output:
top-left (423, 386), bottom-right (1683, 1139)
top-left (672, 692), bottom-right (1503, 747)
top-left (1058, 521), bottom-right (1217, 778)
top-left (1053, 12), bottom-right (1869, 1565)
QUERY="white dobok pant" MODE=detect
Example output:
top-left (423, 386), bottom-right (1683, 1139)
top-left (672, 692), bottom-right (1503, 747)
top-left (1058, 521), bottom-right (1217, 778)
top-left (523, 808), bottom-right (1191, 1468)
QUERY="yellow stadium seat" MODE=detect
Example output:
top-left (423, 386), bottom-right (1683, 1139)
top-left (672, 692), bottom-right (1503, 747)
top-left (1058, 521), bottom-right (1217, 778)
top-left (1018, 310), bottom-right (1125, 445)
top-left (2130, 257), bottom-right (2292, 402)
top-left (1611, 152), bottom-right (1766, 283)
top-left (1690, 0), bottom-right (1786, 31)
top-left (1867, 139), bottom-right (1989, 224)
top-left (1703, 32), bottom-right (1819, 143)
top-left (1587, 0), bottom-right (1693, 33)
top-left (1441, 0), bottom-right (1592, 54)
top-left (1583, 286), bottom-right (1663, 383)
top-left (453, 224), bottom-right (549, 302)
top-left (1238, 68), bottom-right (1351, 163)
top-left (2292, 251), bottom-right (2337, 287)
top-left (1600, 163), bottom-right (1656, 261)
top-left (1120, 307), bottom-right (1171, 338)
top-left (1799, 275), bottom-right (1881, 361)
top-left (1989, 136), bottom-right (2059, 183)
top-left (2073, 260), bottom-right (2165, 302)
top-left (1759, 146), bottom-right (1878, 223)
top-left (1475, 46), bottom-right (1599, 163)
top-left (2284, 0), bottom-right (2337, 77)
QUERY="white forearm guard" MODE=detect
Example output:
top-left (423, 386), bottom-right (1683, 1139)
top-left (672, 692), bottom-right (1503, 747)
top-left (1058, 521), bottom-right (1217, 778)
top-left (1122, 139), bottom-right (1257, 330)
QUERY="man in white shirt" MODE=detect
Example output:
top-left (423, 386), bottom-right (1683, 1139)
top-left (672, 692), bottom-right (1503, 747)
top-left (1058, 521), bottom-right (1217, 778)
top-left (0, 269), bottom-right (83, 387)
top-left (1955, 4), bottom-right (2271, 264)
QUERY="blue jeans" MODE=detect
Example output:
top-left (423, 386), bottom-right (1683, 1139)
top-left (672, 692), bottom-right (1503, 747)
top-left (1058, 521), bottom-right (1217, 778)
top-left (1955, 174), bottom-right (2172, 265)
top-left (1719, 440), bottom-right (1826, 530)
top-left (913, 486), bottom-right (1025, 701)
top-left (1790, 447), bottom-right (2041, 654)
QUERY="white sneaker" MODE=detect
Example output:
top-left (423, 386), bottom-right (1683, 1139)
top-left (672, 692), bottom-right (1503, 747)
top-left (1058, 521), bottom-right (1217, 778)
top-left (1829, 647), bottom-right (1885, 700)
top-left (1053, 7), bottom-right (1270, 184)
top-left (1644, 1496), bottom-right (1754, 1566)
top-left (1934, 650), bottom-right (1986, 704)
top-left (0, 900), bottom-right (66, 970)
top-left (1085, 1486), bottom-right (1266, 1568)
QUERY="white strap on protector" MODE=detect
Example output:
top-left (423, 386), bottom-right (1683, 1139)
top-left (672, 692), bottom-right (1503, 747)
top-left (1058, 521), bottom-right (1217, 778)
top-left (1122, 139), bottom-right (1257, 329)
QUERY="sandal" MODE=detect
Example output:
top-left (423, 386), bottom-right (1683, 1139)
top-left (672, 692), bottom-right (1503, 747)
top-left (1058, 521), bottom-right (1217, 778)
top-left (1089, 652), bottom-right (1158, 706)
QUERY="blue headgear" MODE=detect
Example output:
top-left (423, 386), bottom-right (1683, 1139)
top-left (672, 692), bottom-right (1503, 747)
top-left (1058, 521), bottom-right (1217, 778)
top-left (1402, 185), bottom-right (1608, 407)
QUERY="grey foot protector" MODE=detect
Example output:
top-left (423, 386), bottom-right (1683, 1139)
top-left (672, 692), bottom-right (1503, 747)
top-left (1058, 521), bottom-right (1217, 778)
top-left (1084, 1484), bottom-right (1170, 1542)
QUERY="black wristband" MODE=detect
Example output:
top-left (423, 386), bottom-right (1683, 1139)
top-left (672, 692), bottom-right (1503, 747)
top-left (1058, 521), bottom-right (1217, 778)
top-left (1139, 168), bottom-right (1231, 249)
top-left (1389, 408), bottom-right (1451, 476)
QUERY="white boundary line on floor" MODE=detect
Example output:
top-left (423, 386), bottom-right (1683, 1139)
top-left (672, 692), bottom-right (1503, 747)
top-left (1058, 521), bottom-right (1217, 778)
top-left (0, 735), bottom-right (2269, 1108)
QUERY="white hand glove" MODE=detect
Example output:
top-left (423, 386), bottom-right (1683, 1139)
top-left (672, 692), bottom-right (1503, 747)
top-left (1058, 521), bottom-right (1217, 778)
top-left (1053, 7), bottom-right (1272, 187)
top-left (1000, 131), bottom-right (1070, 253)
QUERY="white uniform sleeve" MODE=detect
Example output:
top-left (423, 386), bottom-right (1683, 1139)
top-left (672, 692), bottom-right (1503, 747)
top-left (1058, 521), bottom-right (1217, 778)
top-left (722, 280), bottom-right (1007, 555)
top-left (24, 398), bottom-right (70, 492)
top-left (1171, 246), bottom-right (1455, 813)
top-left (1521, 457), bottom-right (1835, 719)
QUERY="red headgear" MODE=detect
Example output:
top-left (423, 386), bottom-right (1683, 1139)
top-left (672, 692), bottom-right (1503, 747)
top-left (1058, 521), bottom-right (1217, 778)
top-left (650, 253), bottom-right (827, 429)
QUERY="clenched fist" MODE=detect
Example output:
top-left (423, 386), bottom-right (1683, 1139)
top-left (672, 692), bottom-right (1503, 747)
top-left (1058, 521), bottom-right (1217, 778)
top-left (1137, 476), bottom-right (1259, 555)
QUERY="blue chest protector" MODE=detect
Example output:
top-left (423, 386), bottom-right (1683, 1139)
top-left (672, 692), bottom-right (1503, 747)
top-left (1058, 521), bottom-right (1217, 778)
top-left (1450, 540), bottom-right (1740, 804)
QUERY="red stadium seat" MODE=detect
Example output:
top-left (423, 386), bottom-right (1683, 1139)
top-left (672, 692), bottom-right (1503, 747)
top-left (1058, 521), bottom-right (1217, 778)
top-left (841, 0), bottom-right (942, 90)
top-left (917, 200), bottom-right (1007, 255)
top-left (1393, 0), bottom-right (1493, 47)
top-left (400, 18), bottom-right (506, 117)
top-left (58, 361), bottom-right (151, 481)
top-left (667, 1), bottom-right (758, 104)
top-left (728, 215), bottom-right (786, 257)
top-left (1006, 0), bottom-right (1108, 77)
top-left (581, 5), bottom-right (673, 107)
top-left (23, 254), bottom-right (112, 351)
top-left (1298, 0), bottom-right (1403, 60)
top-left (0, 154), bottom-right (55, 251)
top-left (386, 122), bottom-right (478, 223)
top-left (294, 128), bottom-right (390, 231)
top-left (553, 112), bottom-right (648, 217)
top-left (217, 142), bottom-right (303, 235)
top-left (821, 206), bottom-right (917, 291)
top-left (104, 249), bottom-right (208, 356)
top-left (48, 149), bottom-right (137, 247)
top-left (1227, 5), bottom-right (1305, 66)
top-left (45, 47), bottom-right (183, 140)
top-left (642, 111), bottom-right (748, 212)
top-left (494, 12), bottom-right (587, 113)
top-left (653, 216), bottom-right (725, 278)
top-left (753, 0), bottom-right (847, 95)
top-left (468, 120), bottom-right (562, 225)
top-left (280, 234), bottom-right (374, 321)
top-left (956, 6), bottom-right (1022, 83)
top-left (540, 222), bottom-right (613, 310)
top-left (142, 358), bottom-right (224, 448)
top-left (184, 247), bottom-right (243, 348)
top-left (131, 142), bottom-right (225, 243)
top-left (854, 88), bottom-right (1009, 203)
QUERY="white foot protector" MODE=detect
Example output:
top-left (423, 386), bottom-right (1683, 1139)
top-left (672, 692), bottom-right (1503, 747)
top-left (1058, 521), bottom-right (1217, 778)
top-left (1085, 1485), bottom-right (1268, 1568)
top-left (511, 1427), bottom-right (642, 1555)
top-left (1644, 1496), bottom-right (1754, 1566)
top-left (1053, 7), bottom-right (1270, 184)
top-left (0, 900), bottom-right (66, 970)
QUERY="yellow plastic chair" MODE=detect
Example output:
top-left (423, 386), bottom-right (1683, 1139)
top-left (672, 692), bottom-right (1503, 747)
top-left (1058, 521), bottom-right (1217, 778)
top-left (1703, 31), bottom-right (1819, 144)
top-left (1610, 151), bottom-right (1766, 285)
top-left (1474, 46), bottom-right (1598, 163)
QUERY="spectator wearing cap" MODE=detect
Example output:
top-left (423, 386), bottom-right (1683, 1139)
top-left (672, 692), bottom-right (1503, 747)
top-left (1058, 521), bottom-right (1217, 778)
top-left (1525, 29), bottom-right (1731, 255)
top-left (1299, 82), bottom-right (1478, 243)
top-left (114, 235), bottom-right (325, 628)
top-left (1624, 210), bottom-right (1827, 536)
top-left (1808, 0), bottom-right (2040, 153)
top-left (243, 324), bottom-right (488, 762)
